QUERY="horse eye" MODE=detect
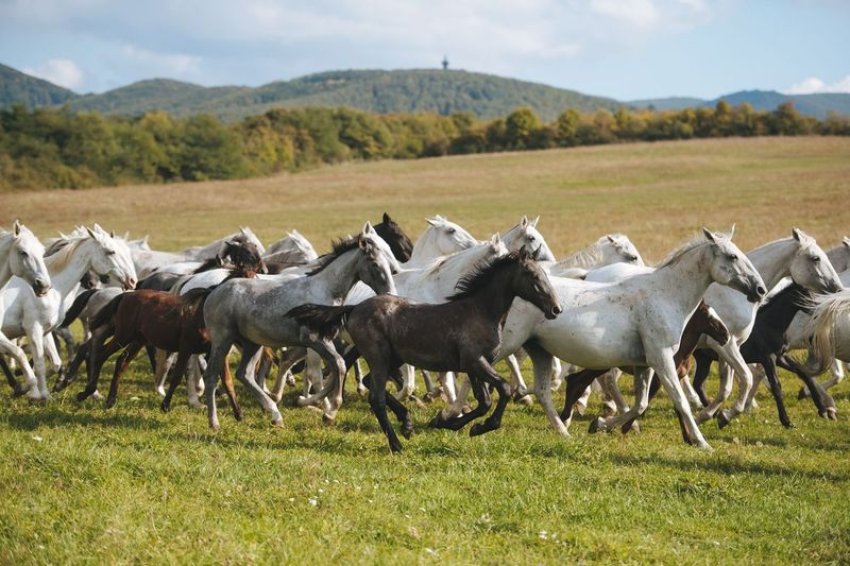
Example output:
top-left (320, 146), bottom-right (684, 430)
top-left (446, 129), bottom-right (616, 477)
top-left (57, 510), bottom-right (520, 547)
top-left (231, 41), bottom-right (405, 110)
top-left (106, 250), bottom-right (116, 255)
top-left (811, 256), bottom-right (820, 262)
top-left (19, 251), bottom-right (28, 258)
top-left (447, 228), bottom-right (456, 235)
top-left (727, 254), bottom-right (738, 261)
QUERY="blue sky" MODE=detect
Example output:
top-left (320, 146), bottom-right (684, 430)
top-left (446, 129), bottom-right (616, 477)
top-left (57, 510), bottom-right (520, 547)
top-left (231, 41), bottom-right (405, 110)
top-left (0, 0), bottom-right (848, 101)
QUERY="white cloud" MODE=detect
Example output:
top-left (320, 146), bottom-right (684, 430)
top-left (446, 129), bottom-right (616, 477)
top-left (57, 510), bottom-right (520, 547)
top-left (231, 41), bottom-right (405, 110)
top-left (786, 76), bottom-right (850, 95)
top-left (119, 45), bottom-right (201, 77)
top-left (24, 58), bottom-right (84, 90)
top-left (590, 0), bottom-right (660, 28)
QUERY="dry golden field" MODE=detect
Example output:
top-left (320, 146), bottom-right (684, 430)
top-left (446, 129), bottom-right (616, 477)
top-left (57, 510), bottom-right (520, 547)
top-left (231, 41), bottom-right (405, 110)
top-left (4, 136), bottom-right (850, 260)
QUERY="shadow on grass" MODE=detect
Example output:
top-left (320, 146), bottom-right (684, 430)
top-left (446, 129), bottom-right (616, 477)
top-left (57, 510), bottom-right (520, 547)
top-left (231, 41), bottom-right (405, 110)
top-left (1, 410), bottom-right (163, 431)
top-left (607, 452), bottom-right (850, 483)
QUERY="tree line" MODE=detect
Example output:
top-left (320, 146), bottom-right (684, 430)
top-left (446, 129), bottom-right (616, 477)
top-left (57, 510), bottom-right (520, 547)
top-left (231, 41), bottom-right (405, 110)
top-left (2, 101), bottom-right (849, 190)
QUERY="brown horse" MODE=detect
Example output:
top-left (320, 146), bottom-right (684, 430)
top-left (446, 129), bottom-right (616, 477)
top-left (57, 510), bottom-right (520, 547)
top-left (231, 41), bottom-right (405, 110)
top-left (78, 288), bottom-right (241, 416)
top-left (288, 248), bottom-right (562, 453)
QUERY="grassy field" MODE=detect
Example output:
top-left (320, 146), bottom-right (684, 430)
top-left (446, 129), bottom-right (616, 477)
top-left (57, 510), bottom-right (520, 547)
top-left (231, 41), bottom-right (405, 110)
top-left (2, 137), bottom-right (850, 564)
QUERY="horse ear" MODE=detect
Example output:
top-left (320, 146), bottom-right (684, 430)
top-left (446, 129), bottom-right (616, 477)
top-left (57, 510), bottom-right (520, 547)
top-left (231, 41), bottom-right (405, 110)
top-left (12, 220), bottom-right (21, 237)
top-left (520, 215), bottom-right (529, 227)
top-left (843, 236), bottom-right (850, 248)
top-left (792, 227), bottom-right (804, 242)
top-left (702, 227), bottom-right (716, 242)
top-left (362, 221), bottom-right (376, 236)
top-left (110, 230), bottom-right (116, 238)
top-left (85, 226), bottom-right (99, 240)
top-left (530, 216), bottom-right (540, 228)
top-left (728, 224), bottom-right (735, 239)
top-left (383, 212), bottom-right (391, 223)
top-left (606, 234), bottom-right (616, 244)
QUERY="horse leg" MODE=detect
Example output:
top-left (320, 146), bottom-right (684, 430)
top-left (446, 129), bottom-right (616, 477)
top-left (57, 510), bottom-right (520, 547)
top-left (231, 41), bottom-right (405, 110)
top-left (202, 338), bottom-right (234, 430)
top-left (696, 359), bottom-right (735, 424)
top-left (560, 368), bottom-right (606, 431)
top-left (54, 337), bottom-right (90, 392)
top-left (234, 342), bottom-right (283, 427)
top-left (599, 368), bottom-right (629, 416)
top-left (691, 350), bottom-right (714, 408)
top-left (523, 340), bottom-right (569, 436)
top-left (438, 371), bottom-right (457, 405)
top-left (153, 349), bottom-right (171, 397)
top-left (363, 362), bottom-right (404, 453)
top-left (77, 334), bottom-right (121, 402)
top-left (393, 363), bottom-right (416, 402)
top-left (268, 346), bottom-right (304, 403)
top-left (590, 368), bottom-right (652, 435)
top-left (431, 370), bottom-right (493, 431)
top-left (220, 354), bottom-right (242, 421)
top-left (105, 341), bottom-right (144, 409)
top-left (0, 332), bottom-right (38, 396)
top-left (650, 350), bottom-right (710, 449)
top-left (0, 356), bottom-right (21, 396)
top-left (505, 353), bottom-right (528, 400)
top-left (298, 338), bottom-right (346, 423)
top-left (44, 333), bottom-right (64, 384)
top-left (24, 324), bottom-right (50, 400)
top-left (756, 355), bottom-right (793, 428)
top-left (469, 358), bottom-right (513, 437)
top-left (161, 350), bottom-right (191, 413)
top-left (778, 354), bottom-right (836, 420)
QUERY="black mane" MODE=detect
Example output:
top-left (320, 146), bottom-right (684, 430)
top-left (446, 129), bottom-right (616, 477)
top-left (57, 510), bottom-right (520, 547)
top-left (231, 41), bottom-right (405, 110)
top-left (447, 251), bottom-right (524, 302)
top-left (306, 235), bottom-right (363, 276)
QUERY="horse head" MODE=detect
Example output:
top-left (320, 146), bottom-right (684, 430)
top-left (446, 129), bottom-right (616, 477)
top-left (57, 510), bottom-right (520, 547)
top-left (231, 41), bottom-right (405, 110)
top-left (7, 221), bottom-right (51, 296)
top-left (789, 228), bottom-right (844, 294)
top-left (85, 225), bottom-right (137, 290)
top-left (514, 246), bottom-right (562, 320)
top-left (703, 228), bottom-right (766, 302)
top-left (357, 222), bottom-right (398, 296)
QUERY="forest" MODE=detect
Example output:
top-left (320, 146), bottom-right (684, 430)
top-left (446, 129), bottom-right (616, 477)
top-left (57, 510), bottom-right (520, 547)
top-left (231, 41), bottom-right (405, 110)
top-left (2, 100), bottom-right (849, 190)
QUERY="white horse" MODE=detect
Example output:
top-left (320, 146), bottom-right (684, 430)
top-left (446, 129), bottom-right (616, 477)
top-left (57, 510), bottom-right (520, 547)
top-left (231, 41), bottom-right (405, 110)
top-left (0, 222), bottom-right (52, 393)
top-left (265, 229), bottom-right (318, 259)
top-left (405, 215), bottom-right (478, 267)
top-left (693, 229), bottom-right (842, 427)
top-left (547, 233), bottom-right (644, 277)
top-left (489, 229), bottom-right (766, 449)
top-left (796, 239), bottom-right (850, 399)
top-left (1, 226), bottom-right (137, 399)
top-left (133, 227), bottom-right (265, 278)
top-left (199, 224), bottom-right (397, 430)
top-left (799, 286), bottom-right (850, 396)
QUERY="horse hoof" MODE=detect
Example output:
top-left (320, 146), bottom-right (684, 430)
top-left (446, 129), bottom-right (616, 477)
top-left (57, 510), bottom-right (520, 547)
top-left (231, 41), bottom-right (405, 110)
top-left (105, 398), bottom-right (116, 409)
top-left (75, 391), bottom-right (89, 402)
top-left (428, 415), bottom-right (445, 429)
top-left (322, 414), bottom-right (336, 426)
top-left (828, 409), bottom-right (838, 421)
top-left (797, 387), bottom-right (809, 400)
top-left (588, 417), bottom-right (604, 434)
top-left (716, 412), bottom-right (731, 429)
top-left (515, 394), bottom-right (534, 406)
top-left (160, 402), bottom-right (171, 413)
top-left (782, 421), bottom-right (796, 429)
top-left (621, 419), bottom-right (640, 434)
top-left (469, 423), bottom-right (487, 437)
top-left (402, 425), bottom-right (414, 440)
top-left (389, 443), bottom-right (403, 454)
top-left (271, 416), bottom-right (284, 428)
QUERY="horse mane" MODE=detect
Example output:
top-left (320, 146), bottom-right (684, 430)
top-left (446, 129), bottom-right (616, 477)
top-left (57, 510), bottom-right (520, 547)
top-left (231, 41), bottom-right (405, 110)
top-left (191, 257), bottom-right (223, 274)
top-left (448, 251), bottom-right (522, 302)
top-left (557, 238), bottom-right (607, 269)
top-left (655, 234), bottom-right (719, 269)
top-left (306, 235), bottom-right (363, 276)
top-left (44, 233), bottom-right (90, 272)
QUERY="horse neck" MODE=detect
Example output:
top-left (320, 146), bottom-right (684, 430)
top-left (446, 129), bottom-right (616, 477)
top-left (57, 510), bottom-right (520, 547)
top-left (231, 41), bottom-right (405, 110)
top-left (409, 229), bottom-right (438, 264)
top-left (650, 243), bottom-right (716, 315)
top-left (0, 235), bottom-right (13, 288)
top-left (433, 245), bottom-right (494, 281)
top-left (45, 240), bottom-right (96, 300)
top-left (465, 268), bottom-right (520, 323)
top-left (308, 249), bottom-right (365, 301)
top-left (555, 242), bottom-right (603, 269)
top-left (747, 238), bottom-right (798, 291)
top-left (827, 245), bottom-right (850, 273)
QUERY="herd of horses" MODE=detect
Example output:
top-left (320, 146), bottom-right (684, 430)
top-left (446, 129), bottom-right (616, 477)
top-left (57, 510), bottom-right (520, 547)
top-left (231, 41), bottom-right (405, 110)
top-left (2, 214), bottom-right (850, 453)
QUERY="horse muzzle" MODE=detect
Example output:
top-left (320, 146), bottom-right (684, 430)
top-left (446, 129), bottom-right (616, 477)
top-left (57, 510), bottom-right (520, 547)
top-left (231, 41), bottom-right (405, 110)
top-left (32, 280), bottom-right (51, 297)
top-left (122, 276), bottom-right (137, 290)
top-left (545, 304), bottom-right (563, 320)
top-left (745, 283), bottom-right (767, 303)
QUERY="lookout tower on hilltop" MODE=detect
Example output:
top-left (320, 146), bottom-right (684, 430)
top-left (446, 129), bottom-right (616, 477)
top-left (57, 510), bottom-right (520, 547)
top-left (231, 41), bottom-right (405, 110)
top-left (442, 56), bottom-right (449, 70)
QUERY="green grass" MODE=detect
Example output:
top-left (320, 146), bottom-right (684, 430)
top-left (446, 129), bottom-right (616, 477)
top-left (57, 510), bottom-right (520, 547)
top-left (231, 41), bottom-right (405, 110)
top-left (3, 137), bottom-right (850, 563)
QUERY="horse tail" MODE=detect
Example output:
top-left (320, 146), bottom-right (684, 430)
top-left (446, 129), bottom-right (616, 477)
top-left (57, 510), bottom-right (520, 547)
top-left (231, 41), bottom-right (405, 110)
top-left (60, 289), bottom-right (98, 328)
top-left (286, 304), bottom-right (354, 340)
top-left (90, 293), bottom-right (125, 331)
top-left (806, 289), bottom-right (850, 374)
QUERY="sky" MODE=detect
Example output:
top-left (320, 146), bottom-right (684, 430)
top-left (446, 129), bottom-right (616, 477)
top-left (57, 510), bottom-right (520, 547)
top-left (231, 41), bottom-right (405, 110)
top-left (0, 0), bottom-right (848, 101)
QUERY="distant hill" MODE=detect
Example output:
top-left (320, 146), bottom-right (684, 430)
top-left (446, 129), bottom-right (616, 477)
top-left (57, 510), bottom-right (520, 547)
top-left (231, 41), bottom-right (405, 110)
top-left (2, 62), bottom-right (849, 121)
top-left (0, 63), bottom-right (79, 107)
top-left (629, 89), bottom-right (850, 119)
top-left (1, 66), bottom-right (621, 122)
